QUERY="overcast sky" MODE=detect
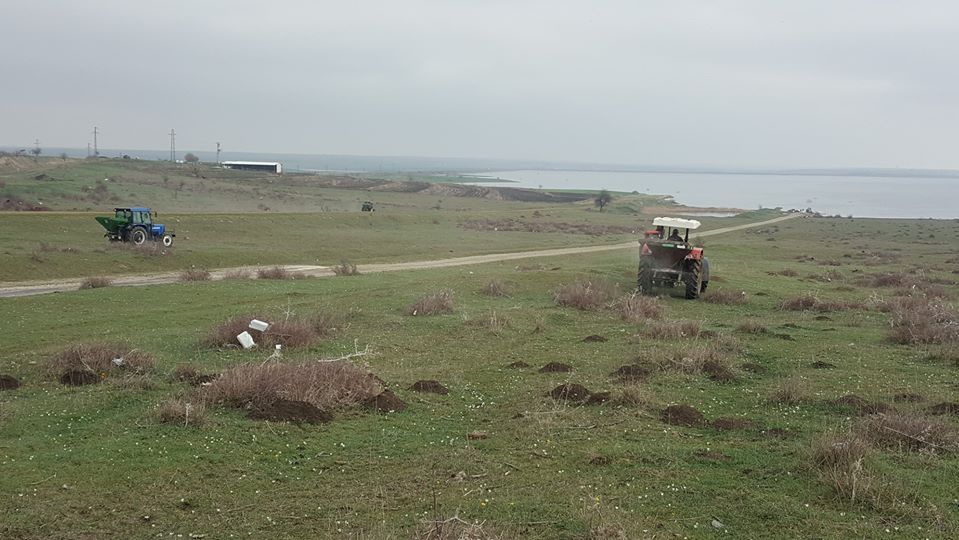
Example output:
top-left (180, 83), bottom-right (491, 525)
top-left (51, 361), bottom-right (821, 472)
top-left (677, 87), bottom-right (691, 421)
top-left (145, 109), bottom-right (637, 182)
top-left (3, 1), bottom-right (958, 168)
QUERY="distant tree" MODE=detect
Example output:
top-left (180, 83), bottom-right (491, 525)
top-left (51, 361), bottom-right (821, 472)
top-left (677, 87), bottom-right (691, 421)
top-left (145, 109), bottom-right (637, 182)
top-left (59, 152), bottom-right (68, 161)
top-left (594, 189), bottom-right (613, 212)
top-left (30, 146), bottom-right (41, 162)
top-left (184, 153), bottom-right (199, 163)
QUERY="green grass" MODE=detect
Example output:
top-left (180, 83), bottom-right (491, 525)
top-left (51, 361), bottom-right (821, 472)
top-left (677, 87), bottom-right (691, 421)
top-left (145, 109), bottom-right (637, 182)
top-left (1, 214), bottom-right (957, 538)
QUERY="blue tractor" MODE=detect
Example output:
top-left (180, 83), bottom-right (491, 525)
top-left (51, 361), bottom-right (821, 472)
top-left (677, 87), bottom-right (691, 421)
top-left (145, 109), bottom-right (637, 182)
top-left (95, 207), bottom-right (175, 247)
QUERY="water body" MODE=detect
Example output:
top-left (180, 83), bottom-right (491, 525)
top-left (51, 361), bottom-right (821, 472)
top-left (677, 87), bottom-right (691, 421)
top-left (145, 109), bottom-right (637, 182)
top-left (469, 170), bottom-right (959, 219)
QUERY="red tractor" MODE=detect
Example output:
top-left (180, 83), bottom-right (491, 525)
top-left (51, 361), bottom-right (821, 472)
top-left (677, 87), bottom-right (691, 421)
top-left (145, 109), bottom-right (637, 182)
top-left (638, 217), bottom-right (710, 299)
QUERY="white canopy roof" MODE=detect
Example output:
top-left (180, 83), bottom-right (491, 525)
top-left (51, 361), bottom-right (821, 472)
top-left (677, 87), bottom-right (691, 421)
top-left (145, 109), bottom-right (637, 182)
top-left (652, 217), bottom-right (701, 230)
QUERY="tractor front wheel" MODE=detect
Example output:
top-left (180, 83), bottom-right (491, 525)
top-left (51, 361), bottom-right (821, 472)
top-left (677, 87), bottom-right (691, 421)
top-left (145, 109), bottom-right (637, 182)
top-left (638, 256), bottom-right (654, 295)
top-left (129, 227), bottom-right (147, 246)
top-left (684, 260), bottom-right (702, 300)
top-left (161, 234), bottom-right (173, 247)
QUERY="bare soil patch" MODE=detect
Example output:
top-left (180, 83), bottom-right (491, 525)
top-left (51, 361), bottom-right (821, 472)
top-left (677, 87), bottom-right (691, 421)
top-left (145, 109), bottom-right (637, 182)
top-left (547, 383), bottom-right (592, 402)
top-left (610, 364), bottom-right (651, 382)
top-left (539, 362), bottom-right (572, 373)
top-left (365, 389), bottom-right (407, 412)
top-left (410, 380), bottom-right (450, 395)
top-left (810, 361), bottom-right (837, 369)
top-left (927, 402), bottom-right (959, 416)
top-left (0, 374), bottom-right (21, 390)
top-left (581, 334), bottom-right (607, 343)
top-left (661, 404), bottom-right (705, 427)
top-left (585, 391), bottom-right (611, 405)
top-left (248, 399), bottom-right (333, 424)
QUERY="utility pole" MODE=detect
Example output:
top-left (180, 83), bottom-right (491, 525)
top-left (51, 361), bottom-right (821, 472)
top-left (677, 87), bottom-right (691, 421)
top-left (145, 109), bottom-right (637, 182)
top-left (92, 126), bottom-right (99, 156)
top-left (216, 142), bottom-right (221, 164)
top-left (87, 142), bottom-right (91, 157)
top-left (169, 129), bottom-right (176, 162)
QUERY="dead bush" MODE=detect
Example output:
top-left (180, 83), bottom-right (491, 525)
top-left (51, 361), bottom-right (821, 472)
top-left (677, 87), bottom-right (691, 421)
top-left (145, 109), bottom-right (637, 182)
top-left (78, 276), bottom-right (112, 289)
top-left (702, 357), bottom-right (737, 382)
top-left (156, 398), bottom-right (207, 427)
top-left (780, 293), bottom-right (861, 312)
top-left (641, 320), bottom-right (702, 339)
top-left (407, 289), bottom-right (454, 316)
top-left (205, 313), bottom-right (339, 349)
top-left (480, 279), bottom-right (510, 297)
top-left (202, 361), bottom-right (382, 413)
top-left (111, 374), bottom-right (154, 391)
top-left (811, 432), bottom-right (872, 503)
top-left (736, 320), bottom-right (768, 334)
top-left (857, 413), bottom-right (958, 453)
top-left (256, 266), bottom-right (303, 280)
top-left (47, 343), bottom-right (155, 378)
top-left (179, 269), bottom-right (211, 281)
top-left (613, 292), bottom-right (663, 321)
top-left (221, 269), bottom-right (251, 280)
top-left (703, 289), bottom-right (748, 305)
top-left (553, 279), bottom-right (617, 310)
top-left (475, 309), bottom-right (511, 334)
top-left (331, 260), bottom-right (360, 276)
top-left (770, 376), bottom-right (808, 405)
top-left (612, 384), bottom-right (656, 407)
top-left (884, 296), bottom-right (959, 345)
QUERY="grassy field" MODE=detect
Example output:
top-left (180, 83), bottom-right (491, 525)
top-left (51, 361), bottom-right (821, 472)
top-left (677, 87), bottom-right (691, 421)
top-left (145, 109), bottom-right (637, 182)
top-left (1, 210), bottom-right (958, 538)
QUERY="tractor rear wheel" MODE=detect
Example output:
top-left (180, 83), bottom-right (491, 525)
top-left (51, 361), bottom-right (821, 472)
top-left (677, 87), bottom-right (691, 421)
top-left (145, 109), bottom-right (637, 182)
top-left (684, 260), bottom-right (702, 300)
top-left (161, 234), bottom-right (173, 247)
top-left (638, 256), bottom-right (654, 295)
top-left (129, 227), bottom-right (147, 246)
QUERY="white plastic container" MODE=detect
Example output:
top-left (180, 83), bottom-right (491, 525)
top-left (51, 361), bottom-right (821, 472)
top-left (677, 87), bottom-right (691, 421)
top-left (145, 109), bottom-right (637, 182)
top-left (236, 331), bottom-right (255, 349)
top-left (249, 319), bottom-right (269, 332)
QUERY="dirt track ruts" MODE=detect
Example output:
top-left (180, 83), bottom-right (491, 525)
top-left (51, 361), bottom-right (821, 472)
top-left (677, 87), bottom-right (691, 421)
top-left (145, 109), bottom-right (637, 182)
top-left (0, 213), bottom-right (801, 298)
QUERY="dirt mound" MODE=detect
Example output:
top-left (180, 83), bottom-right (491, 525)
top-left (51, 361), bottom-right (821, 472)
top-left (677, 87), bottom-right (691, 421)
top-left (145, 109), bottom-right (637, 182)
top-left (60, 370), bottom-right (99, 386)
top-left (410, 380), bottom-right (449, 395)
top-left (702, 359), bottom-right (736, 382)
top-left (833, 394), bottom-right (894, 415)
top-left (582, 334), bottom-right (607, 343)
top-left (893, 392), bottom-right (924, 403)
top-left (248, 399), bottom-right (333, 424)
top-left (506, 361), bottom-right (530, 368)
top-left (610, 364), bottom-right (651, 382)
top-left (814, 315), bottom-right (833, 321)
top-left (810, 361), bottom-right (836, 369)
top-left (661, 404), bottom-right (705, 427)
top-left (0, 374), bottom-right (20, 390)
top-left (587, 452), bottom-right (611, 465)
top-left (711, 417), bottom-right (758, 431)
top-left (365, 389), bottom-right (407, 412)
top-left (928, 402), bottom-right (959, 416)
top-left (547, 383), bottom-right (592, 402)
top-left (539, 362), bottom-right (572, 373)
top-left (741, 362), bottom-right (768, 374)
top-left (586, 391), bottom-right (611, 405)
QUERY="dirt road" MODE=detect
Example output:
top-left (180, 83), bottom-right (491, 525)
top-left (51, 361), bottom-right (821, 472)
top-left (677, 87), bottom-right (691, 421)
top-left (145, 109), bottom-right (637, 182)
top-left (0, 213), bottom-right (801, 298)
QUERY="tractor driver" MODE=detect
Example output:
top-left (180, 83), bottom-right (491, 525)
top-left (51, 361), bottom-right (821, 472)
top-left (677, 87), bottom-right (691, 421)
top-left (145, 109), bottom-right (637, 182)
top-left (667, 228), bottom-right (683, 242)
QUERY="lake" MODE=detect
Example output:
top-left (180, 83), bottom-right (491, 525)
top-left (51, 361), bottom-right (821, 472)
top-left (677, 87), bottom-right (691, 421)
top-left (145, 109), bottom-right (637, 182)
top-left (468, 170), bottom-right (959, 219)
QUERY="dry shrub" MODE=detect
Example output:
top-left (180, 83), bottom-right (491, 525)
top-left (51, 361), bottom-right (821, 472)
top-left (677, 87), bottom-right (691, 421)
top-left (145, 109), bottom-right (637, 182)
top-left (331, 260), bottom-right (360, 276)
top-left (780, 293), bottom-right (861, 312)
top-left (172, 363), bottom-right (202, 382)
top-left (612, 384), bottom-right (656, 407)
top-left (78, 276), bottom-right (112, 289)
top-left (203, 361), bottom-right (381, 412)
top-left (47, 343), bottom-right (155, 376)
top-left (770, 268), bottom-right (799, 277)
top-left (884, 296), bottom-right (959, 345)
top-left (407, 289), bottom-right (454, 316)
top-left (205, 312), bottom-right (339, 349)
top-left (256, 266), bottom-right (303, 279)
top-left (736, 320), bottom-right (768, 334)
top-left (480, 279), bottom-right (509, 297)
top-left (111, 374), bottom-right (154, 391)
top-left (641, 320), bottom-right (701, 339)
top-left (701, 357), bottom-right (737, 382)
top-left (613, 292), bottom-right (663, 321)
top-left (222, 269), bottom-right (251, 280)
top-left (553, 279), bottom-right (617, 311)
top-left (179, 269), bottom-right (211, 281)
top-left (811, 432), bottom-right (872, 503)
top-left (653, 344), bottom-right (720, 373)
top-left (417, 516), bottom-right (506, 540)
top-left (770, 376), bottom-right (807, 405)
top-left (156, 398), bottom-right (207, 427)
top-left (703, 289), bottom-right (748, 305)
top-left (861, 272), bottom-right (911, 288)
top-left (475, 309), bottom-right (511, 334)
top-left (857, 413), bottom-right (958, 452)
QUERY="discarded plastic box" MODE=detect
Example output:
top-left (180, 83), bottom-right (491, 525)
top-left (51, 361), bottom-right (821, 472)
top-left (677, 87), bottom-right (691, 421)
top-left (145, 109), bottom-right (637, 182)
top-left (236, 331), bottom-right (255, 349)
top-left (249, 319), bottom-right (269, 332)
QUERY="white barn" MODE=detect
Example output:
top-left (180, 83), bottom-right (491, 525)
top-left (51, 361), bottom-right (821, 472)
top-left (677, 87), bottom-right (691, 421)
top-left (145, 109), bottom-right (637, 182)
top-left (222, 161), bottom-right (282, 174)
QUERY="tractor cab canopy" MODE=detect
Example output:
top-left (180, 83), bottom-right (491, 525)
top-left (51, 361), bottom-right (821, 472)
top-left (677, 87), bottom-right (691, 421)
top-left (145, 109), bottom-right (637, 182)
top-left (646, 217), bottom-right (701, 242)
top-left (114, 207), bottom-right (153, 225)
